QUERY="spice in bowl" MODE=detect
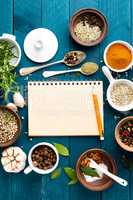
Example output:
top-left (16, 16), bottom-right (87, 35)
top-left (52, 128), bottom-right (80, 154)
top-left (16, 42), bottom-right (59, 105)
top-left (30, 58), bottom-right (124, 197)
top-left (80, 151), bottom-right (108, 183)
top-left (74, 17), bottom-right (102, 43)
top-left (0, 107), bottom-right (20, 146)
top-left (119, 120), bottom-right (133, 147)
top-left (31, 145), bottom-right (57, 170)
top-left (110, 83), bottom-right (133, 107)
top-left (106, 43), bottom-right (132, 71)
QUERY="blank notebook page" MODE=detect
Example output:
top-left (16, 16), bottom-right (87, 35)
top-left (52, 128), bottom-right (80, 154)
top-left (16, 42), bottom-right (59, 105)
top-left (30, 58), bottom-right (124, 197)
top-left (28, 81), bottom-right (103, 136)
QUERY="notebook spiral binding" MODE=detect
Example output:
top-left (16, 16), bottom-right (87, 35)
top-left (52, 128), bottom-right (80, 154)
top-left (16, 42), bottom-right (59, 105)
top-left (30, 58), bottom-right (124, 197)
top-left (28, 81), bottom-right (102, 86)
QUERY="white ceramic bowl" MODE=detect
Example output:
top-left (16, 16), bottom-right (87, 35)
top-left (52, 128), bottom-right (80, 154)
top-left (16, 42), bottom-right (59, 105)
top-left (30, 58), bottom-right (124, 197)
top-left (0, 33), bottom-right (21, 67)
top-left (102, 66), bottom-right (133, 112)
top-left (24, 142), bottom-right (59, 175)
top-left (104, 40), bottom-right (133, 72)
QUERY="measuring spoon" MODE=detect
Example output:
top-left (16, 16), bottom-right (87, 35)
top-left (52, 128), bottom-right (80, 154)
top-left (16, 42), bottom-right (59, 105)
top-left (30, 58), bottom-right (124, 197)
top-left (43, 62), bottom-right (99, 78)
top-left (19, 51), bottom-right (86, 76)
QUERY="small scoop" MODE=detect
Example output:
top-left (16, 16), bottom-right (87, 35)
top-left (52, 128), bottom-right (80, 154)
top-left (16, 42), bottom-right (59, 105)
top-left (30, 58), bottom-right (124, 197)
top-left (43, 62), bottom-right (99, 78)
top-left (19, 50), bottom-right (86, 76)
top-left (89, 158), bottom-right (128, 187)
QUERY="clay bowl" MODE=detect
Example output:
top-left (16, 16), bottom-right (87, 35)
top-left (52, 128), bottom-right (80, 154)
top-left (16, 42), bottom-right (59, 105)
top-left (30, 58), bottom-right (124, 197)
top-left (115, 116), bottom-right (133, 152)
top-left (76, 148), bottom-right (117, 191)
top-left (69, 8), bottom-right (108, 47)
top-left (0, 106), bottom-right (21, 147)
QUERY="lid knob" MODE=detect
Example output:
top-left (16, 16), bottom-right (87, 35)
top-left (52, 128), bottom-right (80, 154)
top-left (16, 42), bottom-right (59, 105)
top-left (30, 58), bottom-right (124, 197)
top-left (34, 40), bottom-right (43, 50)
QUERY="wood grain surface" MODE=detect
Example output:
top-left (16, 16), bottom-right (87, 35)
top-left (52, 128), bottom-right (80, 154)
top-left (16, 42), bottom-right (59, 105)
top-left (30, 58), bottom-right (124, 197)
top-left (0, 0), bottom-right (133, 200)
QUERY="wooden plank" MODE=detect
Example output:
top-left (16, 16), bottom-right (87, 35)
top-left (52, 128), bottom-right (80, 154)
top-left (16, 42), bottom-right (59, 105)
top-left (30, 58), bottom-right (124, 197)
top-left (40, 0), bottom-right (70, 200)
top-left (99, 0), bottom-right (131, 200)
top-left (69, 1), bottom-right (101, 200)
top-left (12, 1), bottom-right (44, 200)
top-left (0, 0), bottom-right (13, 34)
top-left (0, 1), bottom-right (13, 200)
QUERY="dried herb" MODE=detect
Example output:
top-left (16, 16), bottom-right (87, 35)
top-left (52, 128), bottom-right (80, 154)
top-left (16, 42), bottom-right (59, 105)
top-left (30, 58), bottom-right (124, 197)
top-left (121, 155), bottom-right (133, 171)
top-left (64, 167), bottom-right (78, 185)
top-left (51, 167), bottom-right (62, 180)
top-left (54, 143), bottom-right (69, 156)
top-left (0, 41), bottom-right (18, 100)
top-left (80, 166), bottom-right (99, 177)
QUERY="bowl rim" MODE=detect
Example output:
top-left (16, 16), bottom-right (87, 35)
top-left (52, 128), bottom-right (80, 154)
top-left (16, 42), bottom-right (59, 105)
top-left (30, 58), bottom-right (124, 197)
top-left (104, 40), bottom-right (133, 72)
top-left (69, 8), bottom-right (108, 47)
top-left (0, 106), bottom-right (21, 147)
top-left (107, 79), bottom-right (133, 112)
top-left (76, 148), bottom-right (117, 191)
top-left (115, 116), bottom-right (133, 152)
top-left (0, 37), bottom-right (21, 67)
top-left (27, 142), bottom-right (59, 174)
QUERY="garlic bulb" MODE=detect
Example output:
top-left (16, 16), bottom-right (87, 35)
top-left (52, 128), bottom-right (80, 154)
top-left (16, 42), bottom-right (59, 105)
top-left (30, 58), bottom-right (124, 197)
top-left (6, 103), bottom-right (18, 112)
top-left (1, 147), bottom-right (27, 173)
top-left (13, 92), bottom-right (25, 108)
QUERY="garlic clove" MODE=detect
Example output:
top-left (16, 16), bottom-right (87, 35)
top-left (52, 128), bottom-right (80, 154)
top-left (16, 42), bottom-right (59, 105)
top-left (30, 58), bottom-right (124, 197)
top-left (11, 161), bottom-right (17, 170)
top-left (1, 157), bottom-right (10, 166)
top-left (13, 147), bottom-right (22, 156)
top-left (4, 163), bottom-right (12, 173)
top-left (7, 147), bottom-right (14, 156)
top-left (2, 150), bottom-right (8, 157)
top-left (13, 92), bottom-right (25, 108)
top-left (6, 103), bottom-right (18, 112)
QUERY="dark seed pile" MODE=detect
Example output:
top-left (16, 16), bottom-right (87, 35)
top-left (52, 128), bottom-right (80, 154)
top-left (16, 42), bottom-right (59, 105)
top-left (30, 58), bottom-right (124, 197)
top-left (31, 145), bottom-right (57, 170)
top-left (0, 108), bottom-right (18, 144)
top-left (64, 51), bottom-right (80, 65)
top-left (119, 120), bottom-right (133, 147)
top-left (79, 13), bottom-right (103, 30)
top-left (81, 152), bottom-right (103, 168)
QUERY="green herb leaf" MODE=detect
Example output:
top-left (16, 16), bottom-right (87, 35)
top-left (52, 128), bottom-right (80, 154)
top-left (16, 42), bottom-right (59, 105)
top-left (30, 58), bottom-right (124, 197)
top-left (80, 167), bottom-right (100, 177)
top-left (51, 167), bottom-right (62, 180)
top-left (54, 143), bottom-right (69, 156)
top-left (68, 178), bottom-right (78, 185)
top-left (64, 167), bottom-right (78, 185)
top-left (64, 167), bottom-right (77, 179)
top-left (121, 155), bottom-right (133, 171)
top-left (0, 41), bottom-right (19, 101)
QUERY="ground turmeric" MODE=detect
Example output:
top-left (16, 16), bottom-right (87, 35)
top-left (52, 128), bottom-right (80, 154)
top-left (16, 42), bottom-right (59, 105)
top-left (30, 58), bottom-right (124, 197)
top-left (106, 43), bottom-right (132, 70)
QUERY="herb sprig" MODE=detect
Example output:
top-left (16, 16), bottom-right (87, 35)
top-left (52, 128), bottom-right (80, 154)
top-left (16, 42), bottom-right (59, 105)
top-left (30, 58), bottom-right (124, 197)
top-left (0, 41), bottom-right (18, 100)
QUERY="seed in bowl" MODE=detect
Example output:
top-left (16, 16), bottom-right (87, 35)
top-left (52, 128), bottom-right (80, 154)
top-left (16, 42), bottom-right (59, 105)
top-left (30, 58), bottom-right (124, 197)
top-left (0, 108), bottom-right (19, 144)
top-left (119, 120), bottom-right (133, 147)
top-left (80, 151), bottom-right (108, 183)
top-left (31, 145), bottom-right (57, 170)
top-left (74, 14), bottom-right (102, 43)
top-left (110, 83), bottom-right (133, 107)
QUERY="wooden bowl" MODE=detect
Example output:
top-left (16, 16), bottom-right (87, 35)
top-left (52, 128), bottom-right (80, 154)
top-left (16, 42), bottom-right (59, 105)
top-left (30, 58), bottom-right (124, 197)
top-left (115, 116), bottom-right (133, 152)
top-left (0, 106), bottom-right (21, 147)
top-left (76, 148), bottom-right (117, 191)
top-left (69, 8), bottom-right (108, 47)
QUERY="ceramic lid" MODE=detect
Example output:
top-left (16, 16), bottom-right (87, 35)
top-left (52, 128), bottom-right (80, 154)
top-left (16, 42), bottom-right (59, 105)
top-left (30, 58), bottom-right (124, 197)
top-left (24, 28), bottom-right (58, 63)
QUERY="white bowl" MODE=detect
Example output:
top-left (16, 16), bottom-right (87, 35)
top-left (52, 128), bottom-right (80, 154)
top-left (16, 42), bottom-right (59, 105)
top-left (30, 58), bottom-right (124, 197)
top-left (104, 40), bottom-right (133, 72)
top-left (102, 66), bottom-right (133, 112)
top-left (24, 142), bottom-right (59, 175)
top-left (0, 33), bottom-right (21, 67)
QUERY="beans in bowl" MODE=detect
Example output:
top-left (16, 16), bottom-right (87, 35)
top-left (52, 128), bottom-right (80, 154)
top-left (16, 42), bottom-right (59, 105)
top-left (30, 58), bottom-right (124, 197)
top-left (0, 107), bottom-right (19, 144)
top-left (31, 145), bottom-right (57, 170)
top-left (119, 120), bottom-right (133, 147)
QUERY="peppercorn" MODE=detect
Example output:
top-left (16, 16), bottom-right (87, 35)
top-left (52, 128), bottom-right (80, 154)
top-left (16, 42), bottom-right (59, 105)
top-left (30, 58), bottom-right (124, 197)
top-left (31, 145), bottom-right (57, 170)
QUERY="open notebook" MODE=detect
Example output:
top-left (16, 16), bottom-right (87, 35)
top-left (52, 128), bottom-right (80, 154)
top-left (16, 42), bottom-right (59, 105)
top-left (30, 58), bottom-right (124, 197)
top-left (28, 81), bottom-right (103, 136)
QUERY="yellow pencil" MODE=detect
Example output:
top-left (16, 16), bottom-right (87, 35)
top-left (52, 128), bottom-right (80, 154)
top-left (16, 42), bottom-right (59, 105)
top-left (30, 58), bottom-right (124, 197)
top-left (92, 93), bottom-right (104, 140)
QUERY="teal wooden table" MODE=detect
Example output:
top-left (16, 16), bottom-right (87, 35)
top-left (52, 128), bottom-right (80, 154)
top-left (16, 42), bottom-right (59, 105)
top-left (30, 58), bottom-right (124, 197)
top-left (0, 0), bottom-right (133, 199)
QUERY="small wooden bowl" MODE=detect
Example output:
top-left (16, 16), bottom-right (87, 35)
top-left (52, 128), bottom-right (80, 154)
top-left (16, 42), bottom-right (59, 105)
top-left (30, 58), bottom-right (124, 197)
top-left (115, 116), bottom-right (133, 152)
top-left (0, 106), bottom-right (21, 147)
top-left (76, 148), bottom-right (117, 191)
top-left (69, 8), bottom-right (108, 47)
